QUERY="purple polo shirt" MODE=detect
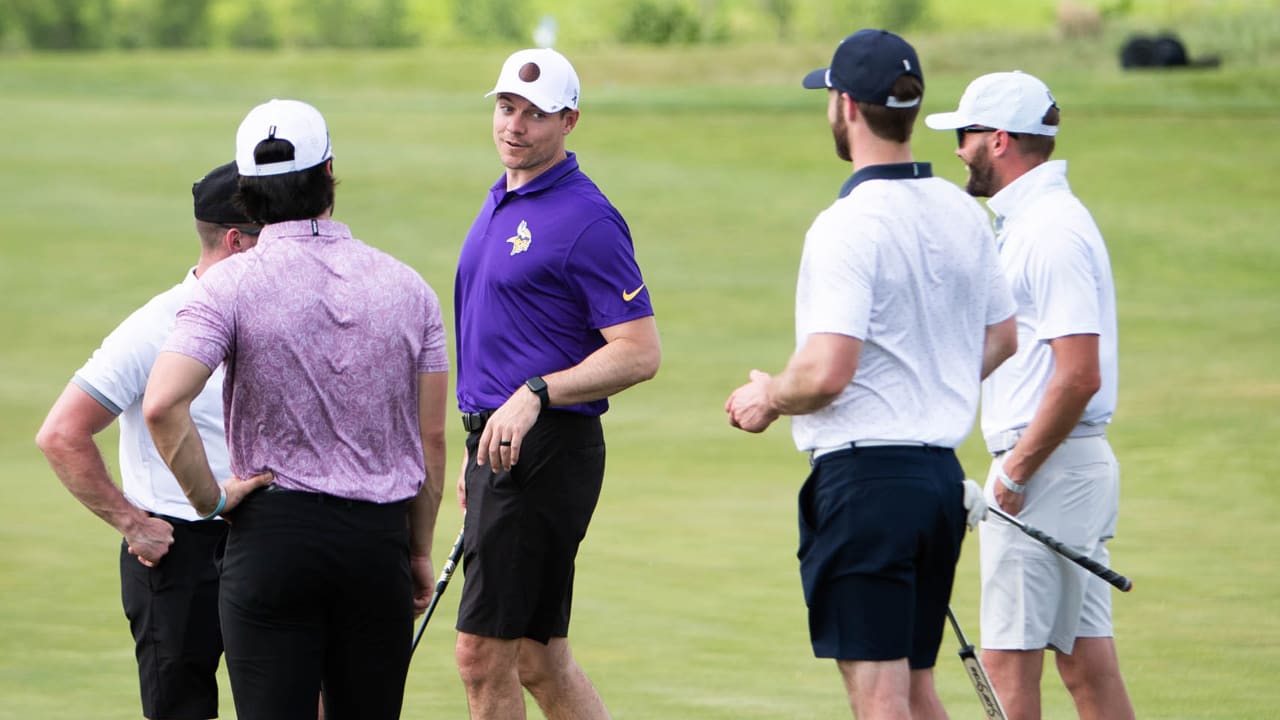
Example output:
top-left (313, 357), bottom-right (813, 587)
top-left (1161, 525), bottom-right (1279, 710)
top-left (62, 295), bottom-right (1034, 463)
top-left (455, 152), bottom-right (653, 415)
top-left (164, 218), bottom-right (449, 503)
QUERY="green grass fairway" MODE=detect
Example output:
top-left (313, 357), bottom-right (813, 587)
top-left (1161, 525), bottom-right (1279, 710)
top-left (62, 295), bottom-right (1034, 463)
top-left (3, 30), bottom-right (1279, 720)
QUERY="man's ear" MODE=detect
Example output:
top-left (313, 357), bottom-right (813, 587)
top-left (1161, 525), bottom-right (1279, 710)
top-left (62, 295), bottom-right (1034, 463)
top-left (225, 228), bottom-right (243, 252)
top-left (840, 92), bottom-right (859, 123)
top-left (991, 130), bottom-right (1018, 158)
top-left (561, 109), bottom-right (580, 135)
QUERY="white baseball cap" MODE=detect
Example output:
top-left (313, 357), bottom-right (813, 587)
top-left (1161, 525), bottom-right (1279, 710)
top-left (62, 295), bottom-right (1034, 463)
top-left (235, 99), bottom-right (333, 176)
top-left (925, 71), bottom-right (1059, 136)
top-left (486, 48), bottom-right (580, 113)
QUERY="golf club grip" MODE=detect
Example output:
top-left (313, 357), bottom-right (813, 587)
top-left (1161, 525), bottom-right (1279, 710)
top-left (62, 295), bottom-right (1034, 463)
top-left (1020, 522), bottom-right (1132, 591)
top-left (410, 527), bottom-right (465, 654)
top-left (960, 652), bottom-right (1008, 720)
top-left (991, 508), bottom-right (1133, 592)
top-left (436, 530), bottom-right (464, 589)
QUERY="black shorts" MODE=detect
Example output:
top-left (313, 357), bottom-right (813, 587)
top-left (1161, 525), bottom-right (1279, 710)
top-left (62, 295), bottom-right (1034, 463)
top-left (798, 446), bottom-right (967, 669)
top-left (119, 516), bottom-right (227, 720)
top-left (218, 488), bottom-right (413, 720)
top-left (456, 410), bottom-right (606, 644)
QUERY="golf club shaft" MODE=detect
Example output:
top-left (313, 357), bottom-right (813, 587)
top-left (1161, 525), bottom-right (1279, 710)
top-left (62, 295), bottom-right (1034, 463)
top-left (987, 505), bottom-right (1133, 592)
top-left (946, 607), bottom-right (1008, 720)
top-left (410, 524), bottom-right (464, 656)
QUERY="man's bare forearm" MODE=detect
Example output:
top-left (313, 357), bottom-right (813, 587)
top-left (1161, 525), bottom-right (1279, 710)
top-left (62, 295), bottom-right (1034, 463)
top-left (411, 371), bottom-right (449, 557)
top-left (36, 386), bottom-right (150, 536)
top-left (1003, 334), bottom-right (1101, 481)
top-left (143, 352), bottom-right (220, 514)
top-left (544, 316), bottom-right (660, 406)
top-left (981, 316), bottom-right (1017, 380)
top-left (410, 436), bottom-right (445, 558)
top-left (771, 333), bottom-right (862, 416)
top-left (38, 424), bottom-right (149, 536)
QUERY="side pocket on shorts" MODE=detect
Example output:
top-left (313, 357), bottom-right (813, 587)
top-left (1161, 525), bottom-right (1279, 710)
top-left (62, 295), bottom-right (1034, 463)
top-left (798, 467), bottom-right (820, 533)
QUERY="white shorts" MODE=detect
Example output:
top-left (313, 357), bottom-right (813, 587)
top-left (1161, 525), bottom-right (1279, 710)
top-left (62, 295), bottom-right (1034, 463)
top-left (979, 435), bottom-right (1120, 654)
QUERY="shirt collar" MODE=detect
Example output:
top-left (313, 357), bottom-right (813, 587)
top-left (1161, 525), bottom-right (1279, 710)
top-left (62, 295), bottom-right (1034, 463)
top-left (258, 218), bottom-right (352, 244)
top-left (490, 152), bottom-right (580, 198)
top-left (987, 159), bottom-right (1071, 224)
top-left (838, 161), bottom-right (933, 198)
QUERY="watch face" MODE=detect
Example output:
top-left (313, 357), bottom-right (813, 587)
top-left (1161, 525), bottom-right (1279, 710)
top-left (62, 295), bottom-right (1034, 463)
top-left (526, 376), bottom-right (549, 408)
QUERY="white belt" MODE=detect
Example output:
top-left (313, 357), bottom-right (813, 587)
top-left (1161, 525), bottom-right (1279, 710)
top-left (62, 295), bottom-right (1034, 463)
top-left (809, 440), bottom-right (929, 464)
top-left (985, 423), bottom-right (1107, 456)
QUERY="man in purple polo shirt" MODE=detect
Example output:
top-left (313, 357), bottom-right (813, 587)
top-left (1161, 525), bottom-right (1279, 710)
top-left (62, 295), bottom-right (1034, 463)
top-left (452, 48), bottom-right (662, 720)
top-left (143, 99), bottom-right (450, 720)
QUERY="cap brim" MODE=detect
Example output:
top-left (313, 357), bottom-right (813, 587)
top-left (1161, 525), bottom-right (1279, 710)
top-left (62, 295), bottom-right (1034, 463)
top-left (485, 87), bottom-right (566, 114)
top-left (801, 68), bottom-right (830, 90)
top-left (923, 111), bottom-right (969, 130)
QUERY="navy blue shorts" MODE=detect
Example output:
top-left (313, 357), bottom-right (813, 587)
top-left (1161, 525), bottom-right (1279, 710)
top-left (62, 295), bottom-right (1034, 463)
top-left (456, 411), bottom-right (605, 644)
top-left (798, 446), bottom-right (967, 668)
top-left (119, 517), bottom-right (227, 720)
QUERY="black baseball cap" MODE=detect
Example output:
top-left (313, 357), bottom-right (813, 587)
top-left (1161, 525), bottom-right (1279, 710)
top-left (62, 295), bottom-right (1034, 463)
top-left (802, 29), bottom-right (924, 108)
top-left (193, 161), bottom-right (253, 225)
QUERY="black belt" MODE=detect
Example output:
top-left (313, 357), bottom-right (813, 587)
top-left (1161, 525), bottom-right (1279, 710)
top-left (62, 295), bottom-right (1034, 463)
top-left (262, 485), bottom-right (408, 510)
top-left (148, 511), bottom-right (226, 528)
top-left (461, 410), bottom-right (494, 433)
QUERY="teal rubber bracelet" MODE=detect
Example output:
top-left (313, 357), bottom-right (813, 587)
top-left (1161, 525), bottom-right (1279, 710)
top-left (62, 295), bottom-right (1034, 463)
top-left (200, 484), bottom-right (227, 520)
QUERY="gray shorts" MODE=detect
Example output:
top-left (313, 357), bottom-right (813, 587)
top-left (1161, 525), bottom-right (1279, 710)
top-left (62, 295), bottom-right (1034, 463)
top-left (979, 435), bottom-right (1120, 653)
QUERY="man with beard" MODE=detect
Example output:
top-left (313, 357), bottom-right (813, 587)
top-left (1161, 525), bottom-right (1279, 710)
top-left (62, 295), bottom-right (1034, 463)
top-left (926, 71), bottom-right (1135, 720)
top-left (725, 29), bottom-right (1016, 719)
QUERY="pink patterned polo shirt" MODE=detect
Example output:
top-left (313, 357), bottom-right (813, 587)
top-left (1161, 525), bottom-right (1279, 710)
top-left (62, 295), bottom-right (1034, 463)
top-left (163, 218), bottom-right (449, 502)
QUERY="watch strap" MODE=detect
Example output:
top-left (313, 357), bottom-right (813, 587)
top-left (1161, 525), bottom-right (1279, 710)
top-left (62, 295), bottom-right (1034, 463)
top-left (525, 376), bottom-right (549, 410)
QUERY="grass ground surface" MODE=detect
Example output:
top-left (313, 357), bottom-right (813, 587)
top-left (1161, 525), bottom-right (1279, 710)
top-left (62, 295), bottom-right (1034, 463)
top-left (2, 20), bottom-right (1279, 720)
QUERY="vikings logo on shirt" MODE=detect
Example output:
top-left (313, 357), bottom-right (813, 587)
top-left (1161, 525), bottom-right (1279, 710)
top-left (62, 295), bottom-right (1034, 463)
top-left (507, 220), bottom-right (532, 256)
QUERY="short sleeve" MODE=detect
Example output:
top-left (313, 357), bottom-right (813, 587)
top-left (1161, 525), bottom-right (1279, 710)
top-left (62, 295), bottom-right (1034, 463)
top-left (73, 302), bottom-right (169, 415)
top-left (796, 208), bottom-right (876, 340)
top-left (984, 236), bottom-right (1016, 325)
top-left (417, 284), bottom-right (450, 375)
top-left (1026, 230), bottom-right (1101, 340)
top-left (564, 214), bottom-right (653, 330)
top-left (163, 272), bottom-right (234, 371)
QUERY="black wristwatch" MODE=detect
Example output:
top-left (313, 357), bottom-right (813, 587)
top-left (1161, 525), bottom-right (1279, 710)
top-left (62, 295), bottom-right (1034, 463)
top-left (525, 376), bottom-right (550, 410)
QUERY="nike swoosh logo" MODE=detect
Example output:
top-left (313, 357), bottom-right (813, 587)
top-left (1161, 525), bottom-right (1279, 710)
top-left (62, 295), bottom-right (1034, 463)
top-left (622, 284), bottom-right (645, 302)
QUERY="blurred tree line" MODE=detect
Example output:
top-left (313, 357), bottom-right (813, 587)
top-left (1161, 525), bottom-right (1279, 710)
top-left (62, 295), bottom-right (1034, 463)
top-left (0, 0), bottom-right (931, 50)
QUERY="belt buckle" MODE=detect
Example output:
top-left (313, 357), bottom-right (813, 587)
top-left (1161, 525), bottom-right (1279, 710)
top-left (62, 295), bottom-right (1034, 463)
top-left (989, 429), bottom-right (1021, 456)
top-left (461, 411), bottom-right (491, 433)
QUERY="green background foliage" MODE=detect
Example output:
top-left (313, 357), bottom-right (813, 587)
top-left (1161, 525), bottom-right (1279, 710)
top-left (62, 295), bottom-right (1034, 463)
top-left (2, 0), bottom-right (1279, 52)
top-left (2, 1), bottom-right (1279, 718)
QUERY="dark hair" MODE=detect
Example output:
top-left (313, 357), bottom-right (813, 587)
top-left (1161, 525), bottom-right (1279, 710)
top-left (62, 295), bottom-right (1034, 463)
top-left (1015, 104), bottom-right (1059, 159)
top-left (856, 75), bottom-right (922, 143)
top-left (233, 138), bottom-right (335, 224)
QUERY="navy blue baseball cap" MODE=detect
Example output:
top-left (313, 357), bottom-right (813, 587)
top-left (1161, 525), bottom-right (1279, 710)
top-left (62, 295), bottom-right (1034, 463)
top-left (802, 29), bottom-right (924, 108)
top-left (193, 161), bottom-right (253, 225)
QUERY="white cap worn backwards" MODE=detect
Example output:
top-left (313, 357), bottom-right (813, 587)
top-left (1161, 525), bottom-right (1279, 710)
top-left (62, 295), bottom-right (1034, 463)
top-left (925, 71), bottom-right (1059, 136)
top-left (235, 99), bottom-right (333, 177)
top-left (486, 48), bottom-right (580, 113)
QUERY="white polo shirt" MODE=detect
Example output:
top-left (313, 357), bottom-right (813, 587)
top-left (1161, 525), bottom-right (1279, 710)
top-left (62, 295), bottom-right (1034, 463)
top-left (980, 160), bottom-right (1118, 441)
top-left (792, 163), bottom-right (1015, 451)
top-left (73, 270), bottom-right (230, 520)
